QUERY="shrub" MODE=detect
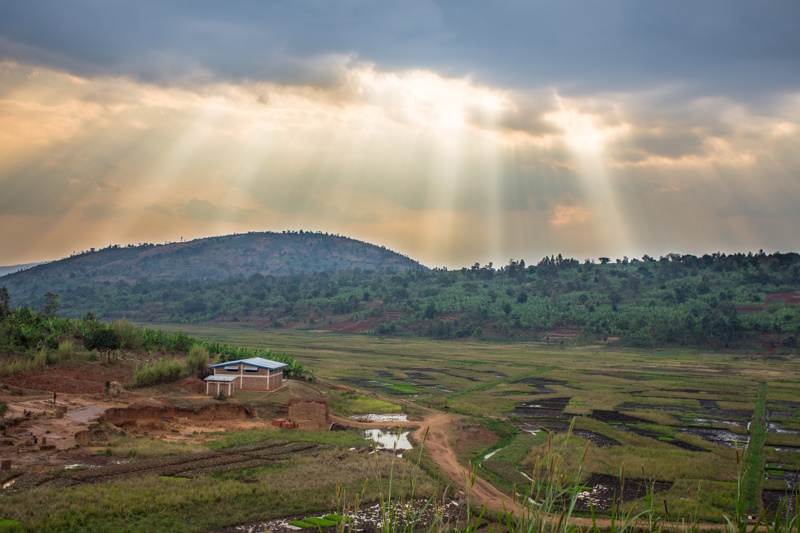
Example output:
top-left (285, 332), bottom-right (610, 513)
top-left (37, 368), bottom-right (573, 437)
top-left (214, 390), bottom-right (227, 401)
top-left (58, 340), bottom-right (75, 361)
top-left (84, 328), bottom-right (121, 354)
top-left (112, 319), bottom-right (143, 350)
top-left (133, 359), bottom-right (184, 388)
top-left (185, 345), bottom-right (210, 377)
top-left (0, 401), bottom-right (8, 418)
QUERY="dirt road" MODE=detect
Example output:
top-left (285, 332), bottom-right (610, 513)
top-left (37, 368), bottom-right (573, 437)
top-left (411, 411), bottom-right (525, 517)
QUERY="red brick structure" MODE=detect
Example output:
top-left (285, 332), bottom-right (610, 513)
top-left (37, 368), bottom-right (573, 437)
top-left (288, 398), bottom-right (329, 430)
top-left (205, 357), bottom-right (287, 396)
top-left (205, 375), bottom-right (236, 397)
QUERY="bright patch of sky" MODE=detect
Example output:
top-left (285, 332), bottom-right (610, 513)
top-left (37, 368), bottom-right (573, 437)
top-left (1, 1), bottom-right (799, 267)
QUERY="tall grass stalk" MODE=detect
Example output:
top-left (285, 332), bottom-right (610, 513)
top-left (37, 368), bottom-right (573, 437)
top-left (57, 340), bottom-right (75, 361)
top-left (133, 358), bottom-right (184, 387)
top-left (112, 318), bottom-right (143, 350)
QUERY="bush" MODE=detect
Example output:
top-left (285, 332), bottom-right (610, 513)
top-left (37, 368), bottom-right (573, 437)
top-left (214, 390), bottom-right (227, 401)
top-left (133, 359), bottom-right (184, 388)
top-left (0, 401), bottom-right (8, 418)
top-left (58, 340), bottom-right (75, 361)
top-left (112, 319), bottom-right (143, 350)
top-left (185, 345), bottom-right (210, 377)
top-left (84, 328), bottom-right (121, 354)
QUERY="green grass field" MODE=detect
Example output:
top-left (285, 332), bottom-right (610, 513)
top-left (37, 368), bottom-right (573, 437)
top-left (143, 324), bottom-right (800, 521)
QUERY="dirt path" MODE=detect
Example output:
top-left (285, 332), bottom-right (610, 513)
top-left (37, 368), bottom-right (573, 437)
top-left (411, 411), bottom-right (515, 515)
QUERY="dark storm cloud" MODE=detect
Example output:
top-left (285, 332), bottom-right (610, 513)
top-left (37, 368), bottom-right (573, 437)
top-left (1, 1), bottom-right (798, 100)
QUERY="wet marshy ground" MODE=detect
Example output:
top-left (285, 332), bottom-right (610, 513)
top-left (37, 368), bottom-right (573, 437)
top-left (520, 420), bottom-right (621, 448)
top-left (590, 410), bottom-right (649, 423)
top-left (512, 397), bottom-right (571, 419)
top-left (573, 474), bottom-right (672, 511)
top-left (682, 427), bottom-right (748, 448)
top-left (514, 377), bottom-right (568, 394)
top-left (763, 489), bottom-right (798, 518)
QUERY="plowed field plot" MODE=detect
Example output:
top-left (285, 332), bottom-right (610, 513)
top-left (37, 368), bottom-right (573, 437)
top-left (574, 474), bottom-right (672, 511)
top-left (511, 397), bottom-right (570, 418)
top-left (590, 410), bottom-right (648, 423)
top-left (4, 441), bottom-right (321, 492)
top-left (513, 377), bottom-right (567, 393)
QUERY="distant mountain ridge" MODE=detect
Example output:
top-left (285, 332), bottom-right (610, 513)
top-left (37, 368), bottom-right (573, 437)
top-left (2, 231), bottom-right (423, 302)
top-left (0, 262), bottom-right (44, 278)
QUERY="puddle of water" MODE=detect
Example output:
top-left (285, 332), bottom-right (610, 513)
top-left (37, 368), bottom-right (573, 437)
top-left (482, 447), bottom-right (505, 465)
top-left (768, 423), bottom-right (800, 435)
top-left (350, 414), bottom-right (408, 423)
top-left (773, 447), bottom-right (800, 453)
top-left (683, 427), bottom-right (749, 447)
top-left (365, 429), bottom-right (412, 450)
top-left (689, 418), bottom-right (745, 427)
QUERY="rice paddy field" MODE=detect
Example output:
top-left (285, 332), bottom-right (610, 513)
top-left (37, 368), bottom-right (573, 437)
top-left (148, 324), bottom-right (800, 521)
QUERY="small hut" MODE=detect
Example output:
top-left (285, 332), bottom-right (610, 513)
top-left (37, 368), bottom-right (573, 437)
top-left (204, 357), bottom-right (287, 396)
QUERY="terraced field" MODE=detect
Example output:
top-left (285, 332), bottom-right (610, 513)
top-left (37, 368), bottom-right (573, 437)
top-left (157, 325), bottom-right (800, 520)
top-left (2, 441), bottom-right (322, 493)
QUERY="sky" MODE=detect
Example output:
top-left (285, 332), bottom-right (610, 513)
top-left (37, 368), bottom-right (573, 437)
top-left (2, 1), bottom-right (800, 269)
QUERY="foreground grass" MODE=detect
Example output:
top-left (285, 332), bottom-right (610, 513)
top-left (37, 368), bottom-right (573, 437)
top-left (0, 447), bottom-right (435, 532)
top-left (99, 437), bottom-right (205, 458)
top-left (205, 428), bottom-right (368, 450)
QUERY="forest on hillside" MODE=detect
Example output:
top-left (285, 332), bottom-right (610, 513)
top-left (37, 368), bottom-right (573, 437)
top-left (4, 251), bottom-right (800, 351)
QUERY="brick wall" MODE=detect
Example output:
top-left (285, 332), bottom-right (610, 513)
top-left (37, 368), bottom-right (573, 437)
top-left (268, 374), bottom-right (282, 389)
top-left (240, 376), bottom-right (271, 391)
top-left (288, 398), bottom-right (329, 430)
top-left (207, 381), bottom-right (234, 396)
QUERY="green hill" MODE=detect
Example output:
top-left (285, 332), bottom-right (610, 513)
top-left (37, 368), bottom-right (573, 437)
top-left (2, 231), bottom-right (422, 304)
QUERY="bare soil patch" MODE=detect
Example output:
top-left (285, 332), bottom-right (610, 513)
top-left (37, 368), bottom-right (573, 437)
top-left (2, 362), bottom-right (133, 394)
top-left (766, 292), bottom-right (800, 305)
top-left (450, 422), bottom-right (498, 457)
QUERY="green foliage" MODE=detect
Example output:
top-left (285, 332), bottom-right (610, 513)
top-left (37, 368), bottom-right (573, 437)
top-left (112, 318), bottom-right (143, 350)
top-left (0, 286), bottom-right (9, 318)
top-left (0, 401), bottom-right (8, 418)
top-left (303, 517), bottom-right (337, 527)
top-left (288, 520), bottom-right (315, 528)
top-left (385, 384), bottom-right (417, 394)
top-left (743, 383), bottom-right (768, 514)
top-left (8, 249), bottom-right (800, 350)
top-left (185, 345), bottom-right (210, 377)
top-left (214, 390), bottom-right (227, 401)
top-left (84, 327), bottom-right (121, 354)
top-left (133, 358), bottom-right (184, 388)
top-left (41, 291), bottom-right (59, 318)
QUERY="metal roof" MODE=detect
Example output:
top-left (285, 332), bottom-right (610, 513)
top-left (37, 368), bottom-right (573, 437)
top-left (204, 375), bottom-right (237, 382)
top-left (208, 357), bottom-right (289, 371)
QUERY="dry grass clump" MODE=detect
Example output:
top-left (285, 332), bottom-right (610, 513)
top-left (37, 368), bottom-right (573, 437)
top-left (112, 318), bottom-right (143, 350)
top-left (184, 345), bottom-right (210, 377)
top-left (57, 340), bottom-right (75, 361)
top-left (133, 358), bottom-right (183, 388)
